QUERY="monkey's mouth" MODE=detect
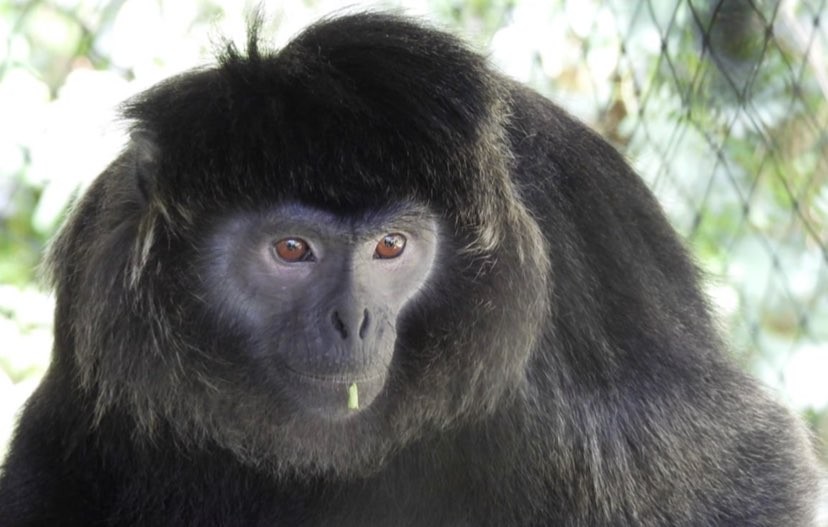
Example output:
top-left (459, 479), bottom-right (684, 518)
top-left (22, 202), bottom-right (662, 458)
top-left (282, 367), bottom-right (388, 420)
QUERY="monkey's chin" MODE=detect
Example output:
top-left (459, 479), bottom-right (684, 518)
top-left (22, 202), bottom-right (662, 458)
top-left (283, 369), bottom-right (387, 420)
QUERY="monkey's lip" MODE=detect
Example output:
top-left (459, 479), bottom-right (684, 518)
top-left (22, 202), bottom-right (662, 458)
top-left (283, 366), bottom-right (385, 384)
top-left (282, 366), bottom-right (388, 419)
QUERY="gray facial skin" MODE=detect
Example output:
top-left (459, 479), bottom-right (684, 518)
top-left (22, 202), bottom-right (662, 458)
top-left (205, 202), bottom-right (439, 419)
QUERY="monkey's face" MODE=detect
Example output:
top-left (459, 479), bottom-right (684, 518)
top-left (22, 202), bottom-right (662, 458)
top-left (55, 12), bottom-right (550, 474)
top-left (203, 201), bottom-right (439, 420)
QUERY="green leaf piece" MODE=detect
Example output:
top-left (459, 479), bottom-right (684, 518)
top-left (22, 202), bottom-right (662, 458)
top-left (347, 383), bottom-right (359, 410)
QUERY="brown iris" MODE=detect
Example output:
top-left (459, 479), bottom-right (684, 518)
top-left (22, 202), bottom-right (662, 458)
top-left (374, 233), bottom-right (406, 259)
top-left (274, 238), bottom-right (312, 262)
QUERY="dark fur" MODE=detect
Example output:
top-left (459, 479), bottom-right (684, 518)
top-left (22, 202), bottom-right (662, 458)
top-left (0, 13), bottom-right (819, 526)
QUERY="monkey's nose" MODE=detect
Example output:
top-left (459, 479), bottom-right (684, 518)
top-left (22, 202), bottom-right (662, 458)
top-left (330, 308), bottom-right (370, 340)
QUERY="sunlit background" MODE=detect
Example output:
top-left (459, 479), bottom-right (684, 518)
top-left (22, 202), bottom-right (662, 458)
top-left (1, 0), bottom-right (826, 513)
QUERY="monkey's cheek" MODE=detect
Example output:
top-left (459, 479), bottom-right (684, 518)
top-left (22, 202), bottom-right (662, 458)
top-left (283, 371), bottom-right (387, 420)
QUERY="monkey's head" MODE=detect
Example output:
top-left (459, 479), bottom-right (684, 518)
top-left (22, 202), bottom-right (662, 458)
top-left (47, 14), bottom-right (549, 476)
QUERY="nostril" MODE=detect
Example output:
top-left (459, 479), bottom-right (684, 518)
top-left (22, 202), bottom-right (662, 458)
top-left (331, 311), bottom-right (348, 339)
top-left (358, 309), bottom-right (370, 339)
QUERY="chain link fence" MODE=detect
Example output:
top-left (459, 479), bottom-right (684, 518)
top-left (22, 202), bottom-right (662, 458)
top-left (471, 0), bottom-right (828, 462)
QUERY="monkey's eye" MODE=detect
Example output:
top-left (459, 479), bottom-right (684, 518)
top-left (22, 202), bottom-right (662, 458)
top-left (374, 233), bottom-right (406, 259)
top-left (274, 238), bottom-right (314, 263)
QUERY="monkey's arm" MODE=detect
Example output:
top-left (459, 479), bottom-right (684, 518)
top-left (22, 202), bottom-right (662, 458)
top-left (0, 368), bottom-right (108, 526)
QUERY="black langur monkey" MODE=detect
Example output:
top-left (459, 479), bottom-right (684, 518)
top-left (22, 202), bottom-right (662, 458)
top-left (0, 12), bottom-right (819, 527)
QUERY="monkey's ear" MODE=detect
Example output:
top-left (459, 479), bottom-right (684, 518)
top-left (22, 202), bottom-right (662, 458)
top-left (128, 130), bottom-right (160, 203)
